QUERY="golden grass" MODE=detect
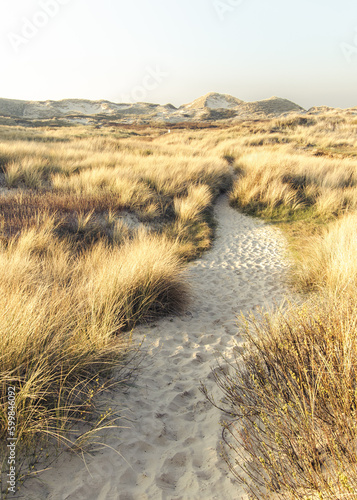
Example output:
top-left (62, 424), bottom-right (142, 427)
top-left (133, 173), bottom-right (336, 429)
top-left (229, 149), bottom-right (357, 220)
top-left (0, 123), bottom-right (232, 492)
top-left (0, 220), bottom-right (188, 444)
top-left (174, 184), bottom-right (213, 224)
top-left (1, 113), bottom-right (357, 496)
top-left (295, 212), bottom-right (357, 294)
top-left (204, 113), bottom-right (357, 498)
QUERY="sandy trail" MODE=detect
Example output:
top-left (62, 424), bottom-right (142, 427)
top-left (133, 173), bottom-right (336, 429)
top-left (23, 196), bottom-right (289, 500)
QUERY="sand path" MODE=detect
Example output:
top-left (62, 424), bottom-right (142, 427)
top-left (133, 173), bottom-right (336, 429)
top-left (24, 196), bottom-right (289, 500)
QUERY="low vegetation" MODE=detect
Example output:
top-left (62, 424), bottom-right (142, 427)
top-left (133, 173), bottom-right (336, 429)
top-left (212, 294), bottom-right (357, 498)
top-left (207, 111), bottom-right (357, 498)
top-left (1, 110), bottom-right (357, 497)
top-left (0, 123), bottom-right (230, 493)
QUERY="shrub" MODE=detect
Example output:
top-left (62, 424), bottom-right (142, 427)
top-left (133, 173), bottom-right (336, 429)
top-left (208, 296), bottom-right (357, 499)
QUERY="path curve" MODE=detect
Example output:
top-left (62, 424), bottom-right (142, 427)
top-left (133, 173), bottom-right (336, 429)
top-left (24, 196), bottom-right (289, 500)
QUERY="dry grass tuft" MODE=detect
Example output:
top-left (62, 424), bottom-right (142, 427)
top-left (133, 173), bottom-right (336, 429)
top-left (174, 184), bottom-right (213, 224)
top-left (295, 212), bottom-right (357, 294)
top-left (229, 150), bottom-right (357, 221)
top-left (0, 222), bottom-right (187, 489)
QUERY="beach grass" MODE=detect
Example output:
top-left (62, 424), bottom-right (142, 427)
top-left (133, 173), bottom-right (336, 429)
top-left (0, 123), bottom-right (231, 493)
top-left (209, 111), bottom-right (357, 498)
top-left (1, 111), bottom-right (357, 497)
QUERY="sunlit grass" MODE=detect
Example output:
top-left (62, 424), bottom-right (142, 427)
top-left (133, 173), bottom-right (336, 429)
top-left (0, 123), bottom-right (231, 492)
top-left (1, 113), bottom-right (357, 497)
top-left (208, 113), bottom-right (357, 498)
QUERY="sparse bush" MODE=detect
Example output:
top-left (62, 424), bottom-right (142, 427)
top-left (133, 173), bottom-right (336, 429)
top-left (208, 295), bottom-right (357, 499)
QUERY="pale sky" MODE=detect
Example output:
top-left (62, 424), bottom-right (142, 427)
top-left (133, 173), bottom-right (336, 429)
top-left (1, 0), bottom-right (356, 109)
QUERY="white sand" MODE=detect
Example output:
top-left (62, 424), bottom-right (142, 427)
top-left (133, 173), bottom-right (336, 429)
top-left (22, 196), bottom-right (289, 500)
top-left (205, 95), bottom-right (237, 109)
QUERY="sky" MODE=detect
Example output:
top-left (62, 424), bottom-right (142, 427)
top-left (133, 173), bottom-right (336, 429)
top-left (0, 0), bottom-right (356, 109)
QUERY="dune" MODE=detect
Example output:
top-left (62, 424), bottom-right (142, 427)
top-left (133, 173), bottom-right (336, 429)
top-left (182, 92), bottom-right (244, 110)
top-left (234, 96), bottom-right (305, 118)
top-left (19, 196), bottom-right (289, 500)
top-left (0, 93), bottom-right (305, 125)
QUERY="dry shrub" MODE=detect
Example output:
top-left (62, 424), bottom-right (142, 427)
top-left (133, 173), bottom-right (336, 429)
top-left (0, 191), bottom-right (128, 237)
top-left (209, 296), bottom-right (357, 499)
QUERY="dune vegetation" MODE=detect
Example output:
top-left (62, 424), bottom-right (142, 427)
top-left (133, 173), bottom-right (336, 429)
top-left (210, 113), bottom-right (357, 499)
top-left (0, 123), bottom-right (231, 491)
top-left (1, 110), bottom-right (357, 497)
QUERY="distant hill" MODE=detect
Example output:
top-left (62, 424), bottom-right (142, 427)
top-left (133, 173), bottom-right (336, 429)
top-left (235, 96), bottom-right (304, 117)
top-left (182, 92), bottom-right (244, 110)
top-left (1, 92), bottom-right (346, 126)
